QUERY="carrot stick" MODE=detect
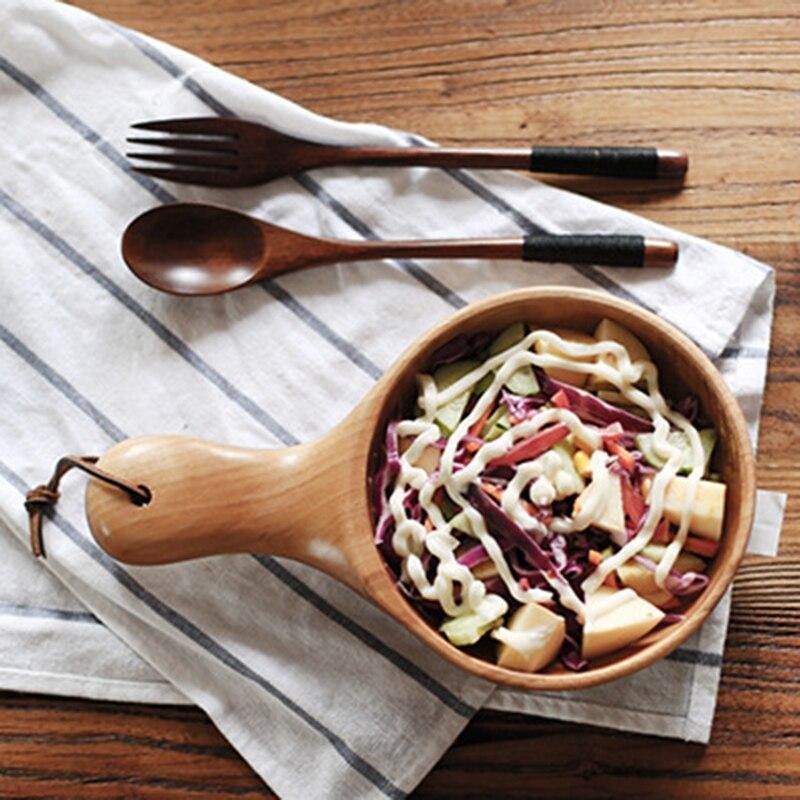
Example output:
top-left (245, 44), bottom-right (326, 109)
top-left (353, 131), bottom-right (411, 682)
top-left (480, 482), bottom-right (505, 503)
top-left (489, 423), bottom-right (570, 468)
top-left (551, 389), bottom-right (570, 409)
top-left (603, 571), bottom-right (620, 589)
top-left (651, 518), bottom-right (672, 544)
top-left (607, 440), bottom-right (636, 473)
top-left (684, 536), bottom-right (718, 559)
top-left (468, 402), bottom-right (495, 439)
top-left (588, 549), bottom-right (604, 566)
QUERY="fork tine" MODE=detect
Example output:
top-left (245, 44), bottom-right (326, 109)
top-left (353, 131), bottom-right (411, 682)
top-left (126, 136), bottom-right (238, 154)
top-left (130, 117), bottom-right (239, 137)
top-left (131, 166), bottom-right (249, 187)
top-left (127, 151), bottom-right (238, 170)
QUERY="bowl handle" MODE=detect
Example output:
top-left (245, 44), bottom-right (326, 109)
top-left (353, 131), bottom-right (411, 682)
top-left (85, 434), bottom-right (364, 593)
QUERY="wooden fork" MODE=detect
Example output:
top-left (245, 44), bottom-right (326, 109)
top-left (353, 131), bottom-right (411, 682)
top-left (127, 117), bottom-right (688, 188)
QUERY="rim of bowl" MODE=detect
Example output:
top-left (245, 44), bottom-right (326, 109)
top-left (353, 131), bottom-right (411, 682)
top-left (364, 287), bottom-right (756, 691)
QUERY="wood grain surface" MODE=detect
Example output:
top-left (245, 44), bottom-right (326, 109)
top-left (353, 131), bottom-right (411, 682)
top-left (4, 0), bottom-right (799, 796)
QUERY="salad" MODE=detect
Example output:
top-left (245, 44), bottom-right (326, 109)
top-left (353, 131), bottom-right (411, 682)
top-left (371, 319), bottom-right (726, 672)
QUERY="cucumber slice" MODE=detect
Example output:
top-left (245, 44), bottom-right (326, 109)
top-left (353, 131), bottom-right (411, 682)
top-left (504, 366), bottom-right (539, 396)
top-left (481, 407), bottom-right (511, 441)
top-left (488, 323), bottom-right (539, 397)
top-left (474, 372), bottom-right (494, 396)
top-left (635, 429), bottom-right (716, 476)
top-left (440, 495), bottom-right (460, 521)
top-left (489, 322), bottom-right (526, 356)
top-left (449, 510), bottom-right (473, 534)
top-left (433, 360), bottom-right (480, 435)
top-left (440, 611), bottom-right (503, 646)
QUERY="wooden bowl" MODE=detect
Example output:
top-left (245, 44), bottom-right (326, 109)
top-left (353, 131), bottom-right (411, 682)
top-left (86, 287), bottom-right (755, 690)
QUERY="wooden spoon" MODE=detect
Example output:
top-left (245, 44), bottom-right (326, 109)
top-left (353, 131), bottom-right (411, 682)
top-left (84, 288), bottom-right (754, 691)
top-left (121, 203), bottom-right (678, 296)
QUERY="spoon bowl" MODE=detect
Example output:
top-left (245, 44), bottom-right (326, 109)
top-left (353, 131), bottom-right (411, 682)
top-left (122, 205), bottom-right (266, 295)
top-left (121, 203), bottom-right (679, 296)
top-left (83, 287), bottom-right (755, 691)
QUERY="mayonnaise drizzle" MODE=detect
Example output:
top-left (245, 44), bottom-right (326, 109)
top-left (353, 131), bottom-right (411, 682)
top-left (387, 327), bottom-right (707, 627)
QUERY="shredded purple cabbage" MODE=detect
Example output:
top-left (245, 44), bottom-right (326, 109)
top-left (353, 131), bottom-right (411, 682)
top-left (508, 550), bottom-right (547, 583)
top-left (633, 554), bottom-right (710, 596)
top-left (481, 576), bottom-right (511, 600)
top-left (548, 534), bottom-right (568, 571)
top-left (372, 422), bottom-right (401, 544)
top-left (537, 371), bottom-right (654, 433)
top-left (500, 389), bottom-right (547, 421)
top-left (559, 617), bottom-right (587, 671)
top-left (665, 570), bottom-right (710, 596)
top-left (631, 449), bottom-right (657, 477)
top-left (468, 485), bottom-right (556, 574)
top-left (561, 647), bottom-right (588, 672)
top-left (675, 395), bottom-right (698, 423)
top-left (429, 331), bottom-right (492, 369)
top-left (403, 489), bottom-right (423, 522)
top-left (456, 543), bottom-right (495, 570)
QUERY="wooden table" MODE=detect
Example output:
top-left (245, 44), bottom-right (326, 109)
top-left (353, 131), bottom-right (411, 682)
top-left (4, 1), bottom-right (798, 796)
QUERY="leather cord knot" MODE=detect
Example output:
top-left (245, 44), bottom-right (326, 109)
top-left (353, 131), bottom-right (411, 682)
top-left (25, 485), bottom-right (61, 508)
top-left (24, 455), bottom-right (151, 559)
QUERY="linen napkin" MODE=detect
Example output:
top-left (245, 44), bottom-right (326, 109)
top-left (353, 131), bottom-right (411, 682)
top-left (0, 1), bottom-right (784, 796)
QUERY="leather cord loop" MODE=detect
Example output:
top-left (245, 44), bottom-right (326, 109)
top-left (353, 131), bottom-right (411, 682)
top-left (24, 455), bottom-right (151, 558)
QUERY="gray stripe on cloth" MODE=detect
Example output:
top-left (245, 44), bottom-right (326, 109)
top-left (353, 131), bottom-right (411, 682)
top-left (0, 322), bottom-right (126, 442)
top-left (666, 648), bottom-right (723, 668)
top-left (0, 601), bottom-right (99, 625)
top-left (0, 459), bottom-right (406, 800)
top-left (254, 557), bottom-right (475, 717)
top-left (109, 22), bottom-right (233, 118)
top-left (0, 187), bottom-right (297, 446)
top-left (260, 280), bottom-right (383, 380)
top-left (718, 346), bottom-right (769, 360)
top-left (292, 174), bottom-right (468, 309)
top-left (0, 54), bottom-right (173, 204)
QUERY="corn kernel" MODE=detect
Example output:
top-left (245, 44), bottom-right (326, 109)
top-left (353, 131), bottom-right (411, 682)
top-left (573, 450), bottom-right (592, 478)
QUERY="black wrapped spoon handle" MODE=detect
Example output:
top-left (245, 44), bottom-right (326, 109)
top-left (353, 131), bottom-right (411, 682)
top-left (523, 234), bottom-right (677, 268)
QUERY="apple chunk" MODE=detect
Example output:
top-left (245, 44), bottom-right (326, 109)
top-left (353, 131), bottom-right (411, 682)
top-left (573, 473), bottom-right (625, 540)
top-left (661, 477), bottom-right (726, 541)
top-left (496, 602), bottom-right (566, 672)
top-left (534, 327), bottom-right (596, 387)
top-left (582, 586), bottom-right (664, 660)
top-left (399, 437), bottom-right (441, 475)
top-left (589, 318), bottom-right (651, 389)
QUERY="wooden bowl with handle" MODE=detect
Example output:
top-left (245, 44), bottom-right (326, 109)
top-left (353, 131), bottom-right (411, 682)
top-left (86, 287), bottom-right (755, 690)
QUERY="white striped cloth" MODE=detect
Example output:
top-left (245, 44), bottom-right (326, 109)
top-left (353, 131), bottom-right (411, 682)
top-left (0, 1), bottom-right (784, 797)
